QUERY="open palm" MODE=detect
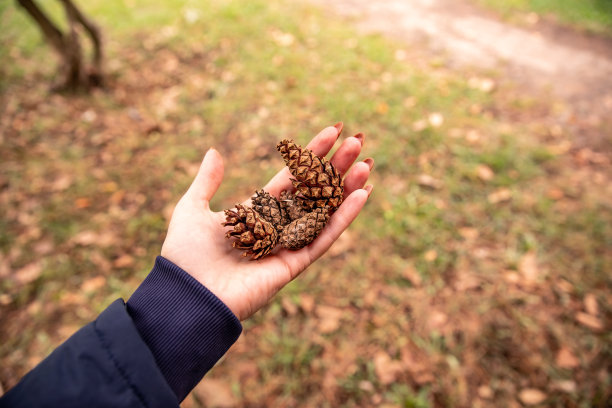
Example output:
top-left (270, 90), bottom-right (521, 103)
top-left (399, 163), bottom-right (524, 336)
top-left (161, 124), bottom-right (372, 320)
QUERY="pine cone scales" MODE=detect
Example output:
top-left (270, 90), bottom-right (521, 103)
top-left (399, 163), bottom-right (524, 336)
top-left (277, 139), bottom-right (344, 210)
top-left (223, 204), bottom-right (278, 259)
top-left (279, 207), bottom-right (330, 250)
top-left (252, 190), bottom-right (288, 229)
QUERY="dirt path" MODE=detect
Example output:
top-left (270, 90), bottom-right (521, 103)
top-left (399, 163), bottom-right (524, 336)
top-left (308, 0), bottom-right (612, 147)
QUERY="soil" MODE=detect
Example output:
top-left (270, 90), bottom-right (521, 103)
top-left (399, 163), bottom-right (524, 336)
top-left (308, 0), bottom-right (612, 149)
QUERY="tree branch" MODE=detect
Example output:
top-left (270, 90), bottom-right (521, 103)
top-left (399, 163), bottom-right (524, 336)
top-left (16, 0), bottom-right (65, 53)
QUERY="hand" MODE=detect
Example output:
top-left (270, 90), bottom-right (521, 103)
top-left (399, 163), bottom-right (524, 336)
top-left (160, 124), bottom-right (373, 321)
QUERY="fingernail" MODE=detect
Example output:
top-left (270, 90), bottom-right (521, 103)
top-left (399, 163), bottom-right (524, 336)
top-left (363, 157), bottom-right (375, 170)
top-left (333, 122), bottom-right (344, 137)
top-left (364, 184), bottom-right (374, 196)
top-left (354, 132), bottom-right (364, 145)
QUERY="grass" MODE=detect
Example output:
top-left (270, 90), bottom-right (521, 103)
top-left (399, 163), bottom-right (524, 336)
top-left (474, 0), bottom-right (612, 34)
top-left (1, 0), bottom-right (611, 407)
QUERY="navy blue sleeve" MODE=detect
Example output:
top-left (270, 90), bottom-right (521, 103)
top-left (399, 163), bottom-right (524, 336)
top-left (0, 299), bottom-right (179, 408)
top-left (126, 256), bottom-right (243, 401)
top-left (1, 257), bottom-right (243, 406)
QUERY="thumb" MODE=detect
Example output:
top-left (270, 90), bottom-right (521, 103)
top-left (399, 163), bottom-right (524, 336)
top-left (187, 148), bottom-right (224, 204)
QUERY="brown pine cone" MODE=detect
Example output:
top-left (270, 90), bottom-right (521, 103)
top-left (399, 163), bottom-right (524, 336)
top-left (223, 204), bottom-right (278, 259)
top-left (251, 190), bottom-right (288, 230)
top-left (277, 139), bottom-right (344, 210)
top-left (279, 190), bottom-right (309, 222)
top-left (279, 207), bottom-right (330, 250)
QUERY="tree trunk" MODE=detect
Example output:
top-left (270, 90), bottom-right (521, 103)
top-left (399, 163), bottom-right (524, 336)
top-left (16, 0), bottom-right (104, 92)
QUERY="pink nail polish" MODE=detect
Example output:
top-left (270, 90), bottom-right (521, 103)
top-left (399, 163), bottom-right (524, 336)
top-left (333, 122), bottom-right (344, 137)
top-left (354, 132), bottom-right (364, 145)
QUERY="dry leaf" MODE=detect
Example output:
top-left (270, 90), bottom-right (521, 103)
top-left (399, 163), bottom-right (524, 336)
top-left (519, 252), bottom-right (539, 283)
top-left (16, 262), bottom-right (42, 285)
top-left (417, 174), bottom-right (443, 189)
top-left (81, 276), bottom-right (107, 293)
top-left (75, 197), bottom-right (91, 209)
top-left (552, 380), bottom-right (576, 393)
top-left (402, 265), bottom-right (422, 287)
top-left (478, 385), bottom-right (493, 399)
top-left (555, 347), bottom-right (579, 368)
top-left (487, 188), bottom-right (511, 204)
top-left (373, 351), bottom-right (403, 385)
top-left (476, 165), bottom-right (494, 181)
top-left (113, 254), bottom-right (134, 268)
top-left (519, 388), bottom-right (547, 405)
top-left (424, 249), bottom-right (438, 262)
top-left (584, 293), bottom-right (599, 315)
top-left (575, 312), bottom-right (603, 331)
top-left (299, 294), bottom-right (315, 313)
top-left (281, 297), bottom-right (298, 316)
top-left (458, 227), bottom-right (479, 240)
top-left (316, 305), bottom-right (343, 334)
top-left (193, 379), bottom-right (237, 408)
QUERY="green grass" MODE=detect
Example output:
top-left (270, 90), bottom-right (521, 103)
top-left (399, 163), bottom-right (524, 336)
top-left (474, 0), bottom-right (612, 34)
top-left (1, 0), bottom-right (611, 406)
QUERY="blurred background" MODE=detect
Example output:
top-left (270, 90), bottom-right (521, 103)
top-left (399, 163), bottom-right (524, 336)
top-left (0, 0), bottom-right (610, 406)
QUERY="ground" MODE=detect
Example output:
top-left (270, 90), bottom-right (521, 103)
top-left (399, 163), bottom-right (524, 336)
top-left (0, 0), bottom-right (610, 407)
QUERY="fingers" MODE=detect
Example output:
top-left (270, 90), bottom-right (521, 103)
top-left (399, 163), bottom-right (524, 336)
top-left (343, 160), bottom-right (372, 196)
top-left (278, 188), bottom-right (370, 276)
top-left (329, 133), bottom-right (363, 176)
top-left (262, 124), bottom-right (342, 197)
top-left (187, 148), bottom-right (225, 205)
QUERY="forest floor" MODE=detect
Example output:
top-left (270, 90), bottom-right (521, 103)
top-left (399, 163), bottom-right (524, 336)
top-left (0, 0), bottom-right (610, 407)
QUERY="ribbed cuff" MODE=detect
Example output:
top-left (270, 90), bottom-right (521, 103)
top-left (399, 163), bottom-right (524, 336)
top-left (127, 256), bottom-right (242, 402)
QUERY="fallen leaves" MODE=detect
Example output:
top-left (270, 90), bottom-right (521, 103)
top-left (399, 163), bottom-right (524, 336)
top-left (417, 174), bottom-right (443, 189)
top-left (373, 351), bottom-right (403, 385)
top-left (15, 262), bottom-right (42, 285)
top-left (316, 305), bottom-right (344, 334)
top-left (487, 188), bottom-right (512, 204)
top-left (555, 347), bottom-right (579, 368)
top-left (518, 388), bottom-right (547, 405)
top-left (574, 312), bottom-right (604, 331)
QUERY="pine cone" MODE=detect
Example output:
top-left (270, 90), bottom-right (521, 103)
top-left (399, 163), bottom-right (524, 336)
top-left (277, 139), bottom-right (344, 210)
top-left (279, 190), bottom-right (309, 222)
top-left (223, 204), bottom-right (278, 259)
top-left (279, 207), bottom-right (330, 250)
top-left (251, 190), bottom-right (288, 230)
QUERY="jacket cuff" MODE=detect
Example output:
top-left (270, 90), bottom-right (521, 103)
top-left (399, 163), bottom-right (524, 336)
top-left (127, 256), bottom-right (242, 401)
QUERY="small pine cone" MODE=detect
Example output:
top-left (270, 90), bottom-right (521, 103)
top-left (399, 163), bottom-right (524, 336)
top-left (223, 204), bottom-right (278, 259)
top-left (279, 190), bottom-right (309, 222)
top-left (277, 139), bottom-right (344, 210)
top-left (251, 190), bottom-right (288, 230)
top-left (279, 207), bottom-right (330, 250)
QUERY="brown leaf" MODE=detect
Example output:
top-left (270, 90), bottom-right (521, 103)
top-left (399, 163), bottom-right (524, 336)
top-left (192, 379), bottom-right (237, 408)
top-left (555, 347), bottom-right (579, 368)
top-left (75, 197), bottom-right (91, 209)
top-left (487, 188), bottom-right (511, 204)
top-left (402, 265), bottom-right (422, 287)
top-left (113, 254), bottom-right (134, 268)
top-left (424, 249), bottom-right (438, 262)
top-left (16, 262), bottom-right (42, 285)
top-left (575, 312), bottom-right (604, 331)
top-left (584, 293), bottom-right (599, 316)
top-left (81, 276), bottom-right (107, 293)
top-left (316, 305), bottom-right (343, 334)
top-left (417, 174), bottom-right (443, 189)
top-left (281, 297), bottom-right (298, 316)
top-left (519, 388), bottom-right (547, 405)
top-left (519, 252), bottom-right (539, 283)
top-left (299, 294), bottom-right (315, 314)
top-left (373, 351), bottom-right (403, 385)
top-left (476, 164), bottom-right (494, 181)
